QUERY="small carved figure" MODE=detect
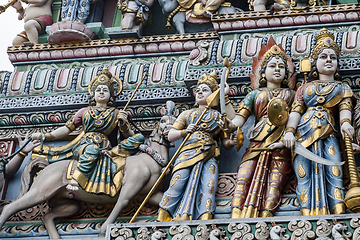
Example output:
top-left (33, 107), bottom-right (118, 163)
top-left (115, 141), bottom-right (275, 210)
top-left (269, 224), bottom-right (287, 240)
top-left (157, 70), bottom-right (236, 221)
top-left (0, 135), bottom-right (39, 192)
top-left (0, 68), bottom-right (177, 239)
top-left (283, 28), bottom-right (354, 215)
top-left (249, 0), bottom-right (290, 12)
top-left (157, 0), bottom-right (238, 34)
top-left (11, 0), bottom-right (53, 46)
top-left (118, 0), bottom-right (155, 33)
top-left (230, 37), bottom-right (296, 218)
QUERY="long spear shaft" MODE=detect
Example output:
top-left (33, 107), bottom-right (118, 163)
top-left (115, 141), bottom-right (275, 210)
top-left (129, 90), bottom-right (219, 223)
top-left (123, 72), bottom-right (147, 111)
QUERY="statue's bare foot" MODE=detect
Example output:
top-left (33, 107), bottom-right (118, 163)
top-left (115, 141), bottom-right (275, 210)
top-left (23, 41), bottom-right (35, 46)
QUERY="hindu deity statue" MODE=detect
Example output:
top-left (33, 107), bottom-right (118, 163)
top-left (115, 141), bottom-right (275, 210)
top-left (230, 37), bottom-right (296, 218)
top-left (32, 67), bottom-right (143, 197)
top-left (283, 28), bottom-right (354, 215)
top-left (157, 70), bottom-right (236, 221)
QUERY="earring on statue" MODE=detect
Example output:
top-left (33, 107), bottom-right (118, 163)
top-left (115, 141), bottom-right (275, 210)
top-left (260, 74), bottom-right (266, 84)
top-left (335, 72), bottom-right (340, 79)
top-left (313, 71), bottom-right (318, 78)
top-left (282, 77), bottom-right (288, 85)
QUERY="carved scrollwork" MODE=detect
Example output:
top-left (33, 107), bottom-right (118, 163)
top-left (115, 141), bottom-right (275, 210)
top-left (189, 41), bottom-right (211, 67)
top-left (315, 220), bottom-right (332, 238)
top-left (331, 223), bottom-right (351, 240)
top-left (136, 227), bottom-right (151, 240)
top-left (110, 227), bottom-right (135, 240)
top-left (254, 222), bottom-right (269, 240)
top-left (228, 222), bottom-right (254, 240)
top-left (288, 220), bottom-right (316, 240)
top-left (350, 218), bottom-right (360, 240)
top-left (195, 225), bottom-right (209, 240)
top-left (169, 225), bottom-right (195, 240)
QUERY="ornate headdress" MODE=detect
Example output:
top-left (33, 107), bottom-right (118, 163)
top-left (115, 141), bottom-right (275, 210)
top-left (197, 70), bottom-right (219, 92)
top-left (250, 36), bottom-right (296, 90)
top-left (88, 67), bottom-right (123, 97)
top-left (310, 28), bottom-right (339, 60)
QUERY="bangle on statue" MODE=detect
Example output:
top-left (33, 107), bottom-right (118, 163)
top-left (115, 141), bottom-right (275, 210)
top-left (180, 129), bottom-right (187, 138)
top-left (44, 133), bottom-right (55, 141)
top-left (340, 118), bottom-right (352, 126)
top-left (16, 7), bottom-right (24, 13)
top-left (285, 126), bottom-right (296, 135)
top-left (225, 95), bottom-right (230, 105)
top-left (18, 151), bottom-right (28, 157)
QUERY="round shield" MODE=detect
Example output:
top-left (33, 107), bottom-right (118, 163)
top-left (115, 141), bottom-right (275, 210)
top-left (267, 97), bottom-right (289, 127)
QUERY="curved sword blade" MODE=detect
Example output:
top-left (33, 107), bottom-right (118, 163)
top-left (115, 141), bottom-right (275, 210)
top-left (294, 141), bottom-right (345, 166)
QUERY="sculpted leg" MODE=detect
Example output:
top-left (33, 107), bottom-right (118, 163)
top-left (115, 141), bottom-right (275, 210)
top-left (121, 12), bottom-right (136, 29)
top-left (12, 35), bottom-right (27, 46)
top-left (24, 20), bottom-right (42, 44)
top-left (100, 161), bottom-right (151, 233)
top-left (42, 194), bottom-right (80, 239)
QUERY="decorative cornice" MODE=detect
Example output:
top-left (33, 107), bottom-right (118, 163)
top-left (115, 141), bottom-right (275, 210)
top-left (7, 32), bottom-right (219, 63)
top-left (211, 4), bottom-right (360, 32)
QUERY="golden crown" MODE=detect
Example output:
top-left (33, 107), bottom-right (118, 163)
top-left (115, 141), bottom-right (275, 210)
top-left (197, 70), bottom-right (218, 92)
top-left (259, 44), bottom-right (288, 70)
top-left (310, 28), bottom-right (339, 60)
top-left (88, 67), bottom-right (123, 96)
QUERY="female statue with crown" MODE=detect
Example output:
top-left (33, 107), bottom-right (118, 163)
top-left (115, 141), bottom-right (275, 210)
top-left (157, 70), bottom-right (236, 222)
top-left (283, 29), bottom-right (354, 216)
top-left (31, 68), bottom-right (142, 197)
top-left (230, 37), bottom-right (296, 218)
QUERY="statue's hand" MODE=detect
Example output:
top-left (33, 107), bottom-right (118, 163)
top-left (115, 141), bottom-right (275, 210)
top-left (117, 110), bottom-right (128, 126)
top-left (283, 132), bottom-right (295, 149)
top-left (217, 117), bottom-right (236, 133)
top-left (186, 124), bottom-right (198, 134)
top-left (341, 122), bottom-right (354, 140)
top-left (352, 143), bottom-right (360, 154)
top-left (268, 142), bottom-right (285, 150)
top-left (32, 133), bottom-right (44, 141)
top-left (18, 134), bottom-right (40, 154)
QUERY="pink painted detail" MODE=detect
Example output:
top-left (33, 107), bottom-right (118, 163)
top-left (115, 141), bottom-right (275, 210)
top-left (256, 19), bottom-right (269, 28)
top-left (98, 47), bottom-right (110, 56)
top-left (294, 16), bottom-right (306, 25)
top-left (184, 41), bottom-right (195, 51)
top-left (11, 71), bottom-right (24, 91)
top-left (72, 223), bottom-right (90, 229)
top-left (333, 12), bottom-right (346, 22)
top-left (8, 53), bottom-right (17, 62)
top-left (14, 117), bottom-right (27, 125)
top-left (58, 69), bottom-right (70, 89)
top-left (62, 49), bottom-right (74, 58)
top-left (85, 48), bottom-right (97, 57)
top-left (152, 63), bottom-right (164, 83)
top-left (171, 42), bottom-right (184, 51)
top-left (269, 18), bottom-right (281, 27)
top-left (213, 22), bottom-right (220, 31)
top-left (28, 52), bottom-right (40, 61)
top-left (246, 38), bottom-right (258, 57)
top-left (72, 21), bottom-right (86, 32)
top-left (49, 115), bottom-right (62, 123)
top-left (134, 44), bottom-right (147, 54)
top-left (146, 43), bottom-right (159, 53)
top-left (346, 31), bottom-right (358, 49)
top-left (307, 15), bottom-right (320, 24)
top-left (296, 35), bottom-right (307, 53)
top-left (159, 42), bottom-right (171, 52)
top-left (189, 49), bottom-right (200, 60)
top-left (232, 20), bottom-right (244, 29)
top-left (108, 66), bottom-right (116, 75)
top-left (121, 45), bottom-right (134, 54)
top-left (109, 46), bottom-right (122, 55)
top-left (16, 53), bottom-right (28, 61)
top-left (219, 21), bottom-right (232, 31)
top-left (74, 49), bottom-right (86, 58)
top-left (319, 14), bottom-right (332, 23)
top-left (244, 19), bottom-right (256, 28)
top-left (346, 12), bottom-right (359, 21)
top-left (39, 51), bottom-right (51, 60)
top-left (281, 17), bottom-right (294, 25)
top-left (51, 50), bottom-right (63, 59)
